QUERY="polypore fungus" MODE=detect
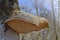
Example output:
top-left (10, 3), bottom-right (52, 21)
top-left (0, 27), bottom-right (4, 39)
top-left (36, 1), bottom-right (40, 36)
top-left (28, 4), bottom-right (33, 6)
top-left (5, 11), bottom-right (49, 34)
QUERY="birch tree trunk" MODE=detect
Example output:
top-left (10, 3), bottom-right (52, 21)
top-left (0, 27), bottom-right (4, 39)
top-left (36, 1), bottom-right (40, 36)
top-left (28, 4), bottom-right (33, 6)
top-left (0, 0), bottom-right (58, 40)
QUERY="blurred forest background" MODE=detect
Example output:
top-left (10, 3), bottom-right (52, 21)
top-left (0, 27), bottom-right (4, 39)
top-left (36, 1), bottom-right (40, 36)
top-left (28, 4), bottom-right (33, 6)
top-left (18, 0), bottom-right (58, 30)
